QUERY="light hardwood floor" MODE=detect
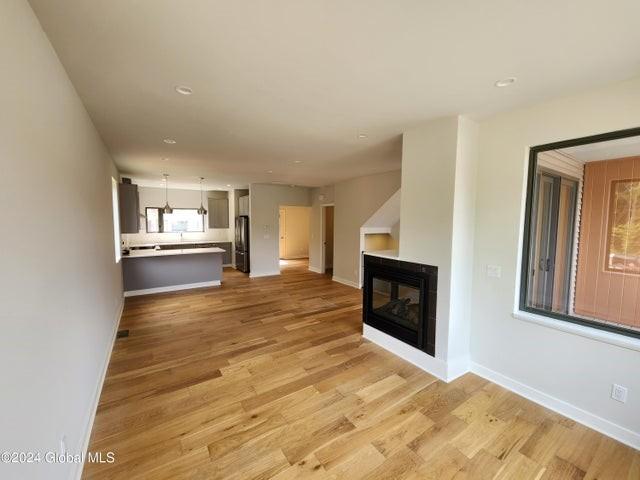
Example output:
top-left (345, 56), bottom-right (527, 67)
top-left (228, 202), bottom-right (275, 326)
top-left (84, 261), bottom-right (640, 479)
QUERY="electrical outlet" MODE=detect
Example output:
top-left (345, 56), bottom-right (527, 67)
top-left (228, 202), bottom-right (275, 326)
top-left (487, 265), bottom-right (502, 278)
top-left (611, 384), bottom-right (628, 403)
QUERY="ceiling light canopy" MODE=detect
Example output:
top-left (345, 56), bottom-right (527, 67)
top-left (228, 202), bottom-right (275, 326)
top-left (163, 138), bottom-right (176, 144)
top-left (175, 85), bottom-right (194, 95)
top-left (495, 77), bottom-right (517, 87)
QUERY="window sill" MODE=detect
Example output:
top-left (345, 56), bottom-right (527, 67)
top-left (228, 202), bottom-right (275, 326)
top-left (513, 310), bottom-right (640, 353)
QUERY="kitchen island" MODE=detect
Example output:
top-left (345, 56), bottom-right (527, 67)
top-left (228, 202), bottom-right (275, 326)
top-left (122, 247), bottom-right (225, 296)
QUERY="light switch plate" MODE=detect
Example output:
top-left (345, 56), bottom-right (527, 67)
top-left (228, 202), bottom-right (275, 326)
top-left (487, 265), bottom-right (502, 278)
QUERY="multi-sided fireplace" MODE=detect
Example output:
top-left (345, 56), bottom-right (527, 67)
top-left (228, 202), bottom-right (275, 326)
top-left (363, 253), bottom-right (437, 356)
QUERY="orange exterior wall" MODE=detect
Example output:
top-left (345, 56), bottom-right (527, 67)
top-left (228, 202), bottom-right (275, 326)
top-left (574, 156), bottom-right (640, 328)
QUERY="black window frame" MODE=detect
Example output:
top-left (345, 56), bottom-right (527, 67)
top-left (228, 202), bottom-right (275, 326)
top-left (520, 126), bottom-right (640, 340)
top-left (145, 207), bottom-right (205, 233)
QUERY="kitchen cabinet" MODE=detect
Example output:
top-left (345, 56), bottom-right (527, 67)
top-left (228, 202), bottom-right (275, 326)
top-left (238, 195), bottom-right (249, 216)
top-left (119, 182), bottom-right (140, 233)
top-left (202, 241), bottom-right (232, 264)
top-left (208, 198), bottom-right (229, 229)
top-left (215, 242), bottom-right (233, 264)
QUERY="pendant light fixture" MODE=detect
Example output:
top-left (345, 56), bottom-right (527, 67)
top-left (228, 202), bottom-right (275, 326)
top-left (197, 177), bottom-right (207, 215)
top-left (162, 174), bottom-right (173, 214)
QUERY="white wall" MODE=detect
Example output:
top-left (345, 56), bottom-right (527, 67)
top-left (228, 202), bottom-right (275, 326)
top-left (449, 117), bottom-right (479, 365)
top-left (362, 189), bottom-right (401, 229)
top-left (399, 116), bottom-right (478, 377)
top-left (123, 186), bottom-right (234, 245)
top-left (333, 171), bottom-right (401, 285)
top-left (249, 184), bottom-right (311, 276)
top-left (0, 1), bottom-right (124, 479)
top-left (472, 76), bottom-right (640, 447)
top-left (309, 174), bottom-right (401, 281)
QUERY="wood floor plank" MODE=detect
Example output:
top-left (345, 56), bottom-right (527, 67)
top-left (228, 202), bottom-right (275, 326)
top-left (327, 443), bottom-right (386, 479)
top-left (82, 260), bottom-right (640, 479)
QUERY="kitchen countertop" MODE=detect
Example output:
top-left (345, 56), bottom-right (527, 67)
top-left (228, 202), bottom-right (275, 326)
top-left (129, 240), bottom-right (224, 248)
top-left (123, 247), bottom-right (226, 259)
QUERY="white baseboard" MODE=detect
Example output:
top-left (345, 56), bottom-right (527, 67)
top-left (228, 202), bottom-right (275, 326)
top-left (446, 355), bottom-right (471, 382)
top-left (363, 324), bottom-right (450, 381)
top-left (124, 280), bottom-right (221, 297)
top-left (332, 275), bottom-right (360, 289)
top-left (470, 362), bottom-right (640, 450)
top-left (249, 270), bottom-right (281, 278)
top-left (308, 265), bottom-right (323, 273)
top-left (74, 296), bottom-right (124, 480)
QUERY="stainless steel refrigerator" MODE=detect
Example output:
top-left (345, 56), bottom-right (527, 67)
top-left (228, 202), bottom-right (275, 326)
top-left (235, 215), bottom-right (250, 272)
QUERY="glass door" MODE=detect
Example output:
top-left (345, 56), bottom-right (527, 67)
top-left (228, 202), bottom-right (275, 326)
top-left (527, 171), bottom-right (577, 313)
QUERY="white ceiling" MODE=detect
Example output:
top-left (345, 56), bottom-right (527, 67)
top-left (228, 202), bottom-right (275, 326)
top-left (558, 135), bottom-right (640, 163)
top-left (29, 0), bottom-right (640, 188)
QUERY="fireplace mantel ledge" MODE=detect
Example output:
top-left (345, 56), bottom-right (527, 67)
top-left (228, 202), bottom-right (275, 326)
top-left (363, 250), bottom-right (399, 261)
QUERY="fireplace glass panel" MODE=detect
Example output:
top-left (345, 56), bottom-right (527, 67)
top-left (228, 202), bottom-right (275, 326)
top-left (371, 277), bottom-right (421, 332)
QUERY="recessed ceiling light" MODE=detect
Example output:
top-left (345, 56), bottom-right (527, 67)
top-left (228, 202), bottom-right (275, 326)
top-left (495, 77), bottom-right (517, 87)
top-left (294, 160), bottom-right (302, 164)
top-left (175, 85), bottom-right (193, 95)
top-left (163, 138), bottom-right (176, 144)
top-left (162, 157), bottom-right (170, 161)
top-left (226, 184), bottom-right (231, 187)
top-left (358, 133), bottom-right (368, 139)
top-left (267, 170), bottom-right (273, 174)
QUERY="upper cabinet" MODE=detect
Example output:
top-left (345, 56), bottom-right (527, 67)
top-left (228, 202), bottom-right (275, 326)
top-left (118, 180), bottom-right (140, 233)
top-left (208, 192), bottom-right (229, 229)
top-left (238, 195), bottom-right (249, 216)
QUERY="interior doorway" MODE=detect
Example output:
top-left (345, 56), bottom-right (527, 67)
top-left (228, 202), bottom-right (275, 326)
top-left (279, 206), bottom-right (311, 269)
top-left (322, 205), bottom-right (335, 275)
top-left (279, 207), bottom-right (286, 259)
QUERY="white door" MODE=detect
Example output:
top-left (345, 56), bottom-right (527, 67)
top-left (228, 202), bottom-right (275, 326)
top-left (279, 208), bottom-right (286, 259)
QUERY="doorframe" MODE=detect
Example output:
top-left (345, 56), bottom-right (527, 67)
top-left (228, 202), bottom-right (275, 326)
top-left (320, 204), bottom-right (335, 274)
top-left (278, 207), bottom-right (286, 261)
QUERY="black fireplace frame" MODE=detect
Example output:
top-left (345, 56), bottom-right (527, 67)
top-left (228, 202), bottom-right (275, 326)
top-left (363, 254), bottom-right (437, 356)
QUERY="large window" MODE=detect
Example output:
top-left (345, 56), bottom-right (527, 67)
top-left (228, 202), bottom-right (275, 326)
top-left (111, 178), bottom-right (121, 263)
top-left (521, 127), bottom-right (640, 339)
top-left (145, 207), bottom-right (204, 233)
